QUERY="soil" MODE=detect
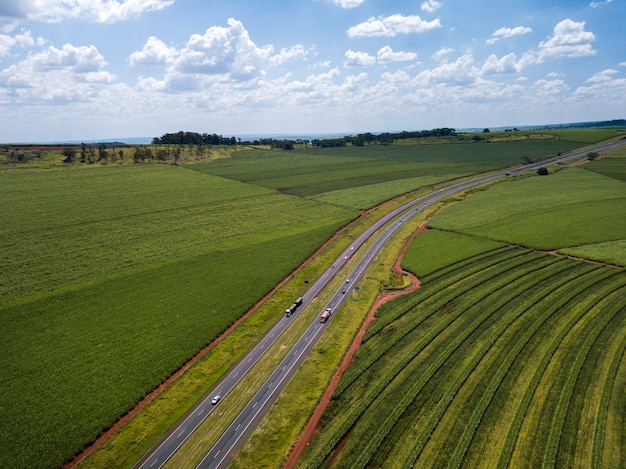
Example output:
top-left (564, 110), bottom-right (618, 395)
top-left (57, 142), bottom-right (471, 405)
top-left (282, 224), bottom-right (427, 468)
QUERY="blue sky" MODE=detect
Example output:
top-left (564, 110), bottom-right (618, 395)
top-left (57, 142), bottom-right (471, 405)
top-left (0, 0), bottom-right (624, 141)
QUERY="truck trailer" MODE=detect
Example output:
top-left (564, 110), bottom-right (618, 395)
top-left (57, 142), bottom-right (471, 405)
top-left (319, 308), bottom-right (332, 323)
top-left (285, 297), bottom-right (304, 317)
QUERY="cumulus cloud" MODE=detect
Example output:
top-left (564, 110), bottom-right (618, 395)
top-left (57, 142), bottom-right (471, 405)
top-left (481, 53), bottom-right (522, 74)
top-left (131, 19), bottom-right (311, 90)
top-left (171, 18), bottom-right (273, 81)
top-left (0, 28), bottom-right (38, 57)
top-left (269, 45), bottom-right (309, 66)
top-left (31, 44), bottom-right (108, 72)
top-left (487, 26), bottom-right (532, 45)
top-left (347, 14), bottom-right (441, 38)
top-left (421, 0), bottom-right (442, 13)
top-left (415, 53), bottom-right (479, 86)
top-left (0, 42), bottom-right (115, 102)
top-left (377, 46), bottom-right (417, 63)
top-left (129, 36), bottom-right (177, 65)
top-left (586, 69), bottom-right (618, 83)
top-left (344, 50), bottom-right (376, 67)
top-left (2, 0), bottom-right (174, 24)
top-left (537, 19), bottom-right (596, 60)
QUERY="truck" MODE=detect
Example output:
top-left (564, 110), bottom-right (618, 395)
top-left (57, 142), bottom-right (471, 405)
top-left (285, 297), bottom-right (304, 317)
top-left (319, 308), bottom-right (332, 323)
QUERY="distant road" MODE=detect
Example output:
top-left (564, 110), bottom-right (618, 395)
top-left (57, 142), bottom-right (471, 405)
top-left (136, 138), bottom-right (626, 469)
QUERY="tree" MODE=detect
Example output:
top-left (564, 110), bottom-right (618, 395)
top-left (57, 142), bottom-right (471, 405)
top-left (587, 152), bottom-right (599, 161)
top-left (62, 147), bottom-right (76, 163)
top-left (537, 167), bottom-right (548, 176)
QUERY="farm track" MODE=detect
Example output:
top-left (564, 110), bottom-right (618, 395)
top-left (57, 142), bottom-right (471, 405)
top-left (301, 248), bottom-right (626, 468)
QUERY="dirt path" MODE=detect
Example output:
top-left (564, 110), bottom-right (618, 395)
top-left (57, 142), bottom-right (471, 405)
top-left (283, 225), bottom-right (426, 468)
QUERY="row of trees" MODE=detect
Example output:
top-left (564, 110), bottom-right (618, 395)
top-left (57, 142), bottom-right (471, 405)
top-left (152, 131), bottom-right (237, 146)
top-left (150, 128), bottom-right (458, 150)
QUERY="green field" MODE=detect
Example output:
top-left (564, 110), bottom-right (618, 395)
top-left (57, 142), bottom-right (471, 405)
top-left (299, 243), bottom-right (626, 468)
top-left (1, 131), bottom-right (622, 469)
top-left (0, 165), bottom-right (356, 468)
top-left (194, 139), bottom-right (581, 209)
top-left (427, 167), bottom-right (626, 260)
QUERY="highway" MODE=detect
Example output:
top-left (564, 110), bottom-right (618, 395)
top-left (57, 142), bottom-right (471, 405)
top-left (136, 138), bottom-right (626, 469)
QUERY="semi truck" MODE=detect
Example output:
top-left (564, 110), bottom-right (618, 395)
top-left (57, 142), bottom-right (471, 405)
top-left (285, 297), bottom-right (304, 317)
top-left (319, 308), bottom-right (332, 323)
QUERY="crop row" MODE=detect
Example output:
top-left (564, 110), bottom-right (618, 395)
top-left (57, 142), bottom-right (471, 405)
top-left (495, 267), bottom-right (624, 468)
top-left (340, 256), bottom-right (579, 468)
top-left (337, 250), bottom-right (548, 398)
top-left (299, 252), bottom-right (626, 469)
top-left (304, 252), bottom-right (563, 466)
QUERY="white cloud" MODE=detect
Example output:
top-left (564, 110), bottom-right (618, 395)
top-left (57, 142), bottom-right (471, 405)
top-left (586, 69), bottom-right (617, 83)
top-left (4, 0), bottom-right (174, 24)
top-left (487, 26), bottom-right (532, 45)
top-left (619, 62), bottom-right (626, 67)
top-left (421, 0), bottom-right (442, 13)
top-left (171, 18), bottom-right (273, 81)
top-left (537, 19), bottom-right (596, 61)
top-left (348, 14), bottom-right (441, 38)
top-left (0, 43), bottom-right (115, 103)
top-left (129, 36), bottom-right (177, 65)
top-left (269, 45), bottom-right (309, 66)
top-left (0, 28), bottom-right (36, 57)
top-left (377, 46), bottom-right (417, 63)
top-left (344, 50), bottom-right (376, 67)
top-left (31, 43), bottom-right (108, 72)
top-left (533, 79), bottom-right (570, 96)
top-left (481, 53), bottom-right (521, 74)
top-left (326, 0), bottom-right (367, 8)
top-left (415, 53), bottom-right (479, 86)
top-left (432, 47), bottom-right (454, 62)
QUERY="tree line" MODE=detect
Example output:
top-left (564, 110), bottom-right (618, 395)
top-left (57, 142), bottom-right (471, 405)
top-left (151, 128), bottom-right (457, 150)
top-left (152, 131), bottom-right (237, 146)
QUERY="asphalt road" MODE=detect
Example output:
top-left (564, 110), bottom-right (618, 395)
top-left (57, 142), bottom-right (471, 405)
top-left (136, 138), bottom-right (626, 469)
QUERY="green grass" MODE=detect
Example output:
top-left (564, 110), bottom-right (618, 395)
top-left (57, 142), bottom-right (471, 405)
top-left (401, 230), bottom-right (506, 277)
top-left (0, 165), bottom-right (356, 469)
top-left (427, 168), bottom-right (626, 252)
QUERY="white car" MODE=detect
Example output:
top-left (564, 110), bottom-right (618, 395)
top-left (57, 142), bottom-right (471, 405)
top-left (211, 395), bottom-right (221, 405)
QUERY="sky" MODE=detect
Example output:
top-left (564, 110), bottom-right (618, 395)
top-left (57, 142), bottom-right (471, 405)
top-left (0, 0), bottom-right (625, 142)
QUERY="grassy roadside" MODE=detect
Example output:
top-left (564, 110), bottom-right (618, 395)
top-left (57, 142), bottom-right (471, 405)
top-left (229, 202), bottom-right (444, 468)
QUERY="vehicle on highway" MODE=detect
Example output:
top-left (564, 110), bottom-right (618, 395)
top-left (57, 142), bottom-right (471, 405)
top-left (285, 297), bottom-right (303, 317)
top-left (211, 395), bottom-right (221, 405)
top-left (320, 308), bottom-right (332, 323)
